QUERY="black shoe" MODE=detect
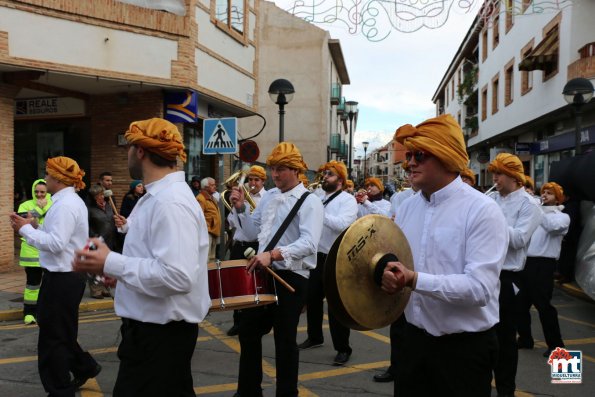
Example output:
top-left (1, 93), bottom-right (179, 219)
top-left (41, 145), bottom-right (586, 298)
top-left (227, 324), bottom-right (239, 336)
top-left (516, 337), bottom-right (534, 349)
top-left (333, 351), bottom-right (351, 366)
top-left (71, 364), bottom-right (102, 389)
top-left (298, 338), bottom-right (323, 350)
top-left (373, 371), bottom-right (395, 382)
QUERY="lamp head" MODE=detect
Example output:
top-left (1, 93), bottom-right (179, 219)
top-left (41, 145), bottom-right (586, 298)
top-left (268, 79), bottom-right (295, 105)
top-left (563, 77), bottom-right (594, 106)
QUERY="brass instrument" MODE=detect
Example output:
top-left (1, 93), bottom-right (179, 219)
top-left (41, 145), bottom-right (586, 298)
top-left (307, 172), bottom-right (324, 192)
top-left (221, 170), bottom-right (257, 212)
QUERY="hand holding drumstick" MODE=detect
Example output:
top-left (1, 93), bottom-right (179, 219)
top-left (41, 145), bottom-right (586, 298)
top-left (244, 247), bottom-right (295, 293)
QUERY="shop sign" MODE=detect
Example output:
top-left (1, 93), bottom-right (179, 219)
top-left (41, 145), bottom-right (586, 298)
top-left (15, 97), bottom-right (85, 119)
top-left (515, 142), bottom-right (532, 155)
top-left (534, 125), bottom-right (594, 154)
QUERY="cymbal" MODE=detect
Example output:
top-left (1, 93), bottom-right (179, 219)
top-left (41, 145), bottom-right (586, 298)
top-left (324, 214), bottom-right (413, 330)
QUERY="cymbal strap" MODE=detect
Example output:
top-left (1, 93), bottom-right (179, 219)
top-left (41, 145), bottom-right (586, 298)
top-left (373, 253), bottom-right (399, 287)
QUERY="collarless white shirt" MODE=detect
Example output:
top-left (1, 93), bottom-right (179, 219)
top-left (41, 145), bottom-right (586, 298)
top-left (358, 198), bottom-right (391, 218)
top-left (104, 171), bottom-right (211, 324)
top-left (398, 177), bottom-right (508, 336)
top-left (527, 205), bottom-right (570, 259)
top-left (232, 183), bottom-right (323, 278)
top-left (318, 190), bottom-right (358, 254)
top-left (20, 187), bottom-right (88, 272)
top-left (492, 188), bottom-right (542, 271)
top-left (227, 188), bottom-right (267, 242)
top-left (390, 188), bottom-right (416, 219)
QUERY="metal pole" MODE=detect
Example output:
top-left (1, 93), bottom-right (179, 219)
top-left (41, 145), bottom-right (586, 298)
top-left (348, 114), bottom-right (353, 178)
top-left (218, 154), bottom-right (226, 260)
top-left (364, 149), bottom-right (367, 180)
top-left (278, 103), bottom-right (285, 143)
top-left (575, 105), bottom-right (583, 155)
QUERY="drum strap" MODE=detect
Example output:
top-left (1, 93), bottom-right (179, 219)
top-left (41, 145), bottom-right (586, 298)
top-left (264, 191), bottom-right (311, 252)
top-left (322, 190), bottom-right (341, 207)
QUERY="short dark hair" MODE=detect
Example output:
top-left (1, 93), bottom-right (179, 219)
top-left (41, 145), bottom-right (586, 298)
top-left (99, 172), bottom-right (112, 180)
top-left (147, 151), bottom-right (177, 168)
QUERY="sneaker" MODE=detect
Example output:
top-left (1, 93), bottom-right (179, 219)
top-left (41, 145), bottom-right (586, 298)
top-left (72, 364), bottom-right (102, 389)
top-left (373, 371), bottom-right (395, 382)
top-left (89, 284), bottom-right (104, 299)
top-left (24, 315), bottom-right (37, 325)
top-left (298, 338), bottom-right (323, 350)
top-left (333, 351), bottom-right (351, 366)
top-left (100, 285), bottom-right (112, 298)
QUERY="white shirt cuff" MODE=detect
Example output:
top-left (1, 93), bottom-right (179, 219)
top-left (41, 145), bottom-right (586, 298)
top-left (104, 251), bottom-right (125, 278)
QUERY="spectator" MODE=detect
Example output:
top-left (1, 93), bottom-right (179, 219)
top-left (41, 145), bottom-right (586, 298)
top-left (120, 180), bottom-right (144, 218)
top-left (196, 177), bottom-right (221, 261)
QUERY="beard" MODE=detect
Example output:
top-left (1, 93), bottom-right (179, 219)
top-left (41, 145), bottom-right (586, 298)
top-left (322, 180), bottom-right (339, 192)
top-left (128, 157), bottom-right (143, 181)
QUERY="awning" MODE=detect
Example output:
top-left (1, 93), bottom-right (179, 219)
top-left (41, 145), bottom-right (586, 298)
top-left (518, 28), bottom-right (559, 71)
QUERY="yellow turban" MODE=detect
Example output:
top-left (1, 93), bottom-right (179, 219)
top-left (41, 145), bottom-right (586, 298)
top-left (460, 168), bottom-right (476, 186)
top-left (394, 114), bottom-right (468, 173)
top-left (487, 153), bottom-right (525, 184)
top-left (541, 182), bottom-right (564, 204)
top-left (266, 142), bottom-right (308, 171)
top-left (524, 175), bottom-right (535, 191)
top-left (248, 165), bottom-right (266, 180)
top-left (299, 172), bottom-right (309, 187)
top-left (125, 118), bottom-right (186, 163)
top-left (46, 156), bottom-right (86, 190)
top-left (365, 177), bottom-right (384, 193)
top-left (322, 160), bottom-right (348, 183)
top-left (345, 180), bottom-right (354, 189)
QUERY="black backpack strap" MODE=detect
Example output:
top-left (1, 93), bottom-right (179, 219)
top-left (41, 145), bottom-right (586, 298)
top-left (322, 190), bottom-right (342, 207)
top-left (264, 191), bottom-right (311, 252)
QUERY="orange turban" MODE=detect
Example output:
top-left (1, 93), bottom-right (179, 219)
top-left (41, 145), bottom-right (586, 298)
top-left (524, 176), bottom-right (535, 191)
top-left (365, 177), bottom-right (384, 193)
top-left (248, 165), bottom-right (266, 180)
top-left (345, 180), bottom-right (354, 189)
top-left (487, 153), bottom-right (525, 184)
top-left (299, 172), bottom-right (309, 187)
top-left (394, 114), bottom-right (468, 173)
top-left (460, 168), bottom-right (476, 186)
top-left (125, 118), bottom-right (186, 162)
top-left (46, 156), bottom-right (86, 190)
top-left (266, 142), bottom-right (308, 171)
top-left (322, 160), bottom-right (348, 182)
top-left (541, 182), bottom-right (564, 204)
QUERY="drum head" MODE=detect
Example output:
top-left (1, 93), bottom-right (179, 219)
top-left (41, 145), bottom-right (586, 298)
top-left (324, 215), bottom-right (413, 330)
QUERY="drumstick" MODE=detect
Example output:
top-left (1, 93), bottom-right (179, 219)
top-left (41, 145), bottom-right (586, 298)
top-left (244, 247), bottom-right (295, 293)
top-left (103, 190), bottom-right (120, 216)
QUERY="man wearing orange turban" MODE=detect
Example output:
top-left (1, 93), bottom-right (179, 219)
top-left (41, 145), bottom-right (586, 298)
top-left (381, 115), bottom-right (509, 396)
top-left (10, 156), bottom-right (102, 395)
top-left (460, 168), bottom-right (476, 187)
top-left (487, 152), bottom-right (541, 396)
top-left (229, 142), bottom-right (323, 397)
top-left (71, 118), bottom-right (211, 396)
top-left (517, 181), bottom-right (569, 361)
top-left (299, 160), bottom-right (358, 365)
top-left (355, 177), bottom-right (391, 217)
top-left (522, 175), bottom-right (541, 204)
top-left (344, 179), bottom-right (355, 194)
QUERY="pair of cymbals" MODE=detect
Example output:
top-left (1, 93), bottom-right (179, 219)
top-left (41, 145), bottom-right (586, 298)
top-left (324, 215), bottom-right (414, 331)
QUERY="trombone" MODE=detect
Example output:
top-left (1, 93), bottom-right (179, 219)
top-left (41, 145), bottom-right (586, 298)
top-left (221, 170), bottom-right (257, 212)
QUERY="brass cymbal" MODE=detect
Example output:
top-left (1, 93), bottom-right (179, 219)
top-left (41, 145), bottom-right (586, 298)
top-left (324, 214), bottom-right (414, 330)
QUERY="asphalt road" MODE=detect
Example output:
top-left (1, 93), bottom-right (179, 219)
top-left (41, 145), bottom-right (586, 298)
top-left (0, 288), bottom-right (593, 396)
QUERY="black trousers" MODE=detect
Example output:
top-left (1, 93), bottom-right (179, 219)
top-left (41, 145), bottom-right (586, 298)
top-left (395, 323), bottom-right (498, 397)
top-left (229, 241), bottom-right (260, 326)
top-left (24, 266), bottom-right (43, 316)
top-left (37, 271), bottom-right (98, 397)
top-left (113, 318), bottom-right (198, 397)
top-left (387, 314), bottom-right (407, 377)
top-left (305, 252), bottom-right (351, 353)
top-left (517, 257), bottom-right (564, 349)
top-left (494, 270), bottom-right (520, 395)
top-left (237, 270), bottom-right (307, 397)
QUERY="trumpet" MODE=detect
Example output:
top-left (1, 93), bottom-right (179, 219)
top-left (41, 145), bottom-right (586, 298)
top-left (307, 172), bottom-right (324, 192)
top-left (221, 170), bottom-right (257, 213)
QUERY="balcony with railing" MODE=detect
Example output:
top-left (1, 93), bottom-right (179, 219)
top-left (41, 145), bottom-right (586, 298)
top-left (330, 133), bottom-right (341, 152)
top-left (340, 140), bottom-right (347, 157)
top-left (568, 42), bottom-right (595, 80)
top-left (331, 83), bottom-right (342, 105)
top-left (336, 97), bottom-right (346, 114)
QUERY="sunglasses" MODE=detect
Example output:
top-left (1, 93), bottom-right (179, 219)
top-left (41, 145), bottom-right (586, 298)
top-left (405, 150), bottom-right (431, 163)
top-left (322, 170), bottom-right (336, 177)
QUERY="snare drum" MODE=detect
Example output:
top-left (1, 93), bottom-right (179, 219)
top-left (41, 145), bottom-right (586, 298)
top-left (208, 259), bottom-right (277, 311)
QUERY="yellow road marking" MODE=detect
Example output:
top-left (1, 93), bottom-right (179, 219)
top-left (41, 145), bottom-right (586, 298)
top-left (299, 360), bottom-right (390, 381)
top-left (80, 378), bottom-right (103, 397)
top-left (558, 314), bottom-right (595, 328)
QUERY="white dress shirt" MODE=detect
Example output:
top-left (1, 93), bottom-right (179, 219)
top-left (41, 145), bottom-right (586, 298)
top-left (492, 188), bottom-right (542, 271)
top-left (358, 198), bottom-right (391, 218)
top-left (20, 186), bottom-right (88, 272)
top-left (232, 183), bottom-right (323, 278)
top-left (104, 171), bottom-right (211, 324)
top-left (398, 177), bottom-right (508, 336)
top-left (390, 188), bottom-right (416, 219)
top-left (318, 190), bottom-right (358, 254)
top-left (527, 205), bottom-right (570, 259)
top-left (227, 188), bottom-right (267, 242)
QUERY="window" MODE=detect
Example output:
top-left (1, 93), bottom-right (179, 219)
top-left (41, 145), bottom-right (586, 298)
top-left (543, 25), bottom-right (559, 81)
top-left (214, 0), bottom-right (246, 36)
top-left (522, 0), bottom-right (532, 13)
top-left (446, 86), bottom-right (449, 106)
top-left (504, 59), bottom-right (514, 106)
top-left (482, 29), bottom-right (488, 62)
top-left (505, 0), bottom-right (514, 32)
top-left (493, 14), bottom-right (500, 49)
top-left (451, 79), bottom-right (455, 101)
top-left (481, 85), bottom-right (488, 121)
top-left (492, 74), bottom-right (499, 115)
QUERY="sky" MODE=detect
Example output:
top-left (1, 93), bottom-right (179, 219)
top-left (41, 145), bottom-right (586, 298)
top-left (273, 0), bottom-right (480, 157)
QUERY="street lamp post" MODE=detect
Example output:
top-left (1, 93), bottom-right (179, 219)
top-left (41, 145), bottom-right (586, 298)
top-left (345, 101), bottom-right (358, 178)
top-left (268, 79), bottom-right (295, 142)
top-left (562, 77), bottom-right (594, 155)
top-left (357, 155), bottom-right (362, 181)
top-left (362, 141), bottom-right (369, 181)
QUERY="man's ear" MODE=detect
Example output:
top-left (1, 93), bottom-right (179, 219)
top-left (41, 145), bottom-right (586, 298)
top-left (136, 145), bottom-right (145, 159)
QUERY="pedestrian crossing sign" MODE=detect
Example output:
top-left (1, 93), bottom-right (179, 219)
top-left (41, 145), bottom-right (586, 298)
top-left (203, 118), bottom-right (238, 154)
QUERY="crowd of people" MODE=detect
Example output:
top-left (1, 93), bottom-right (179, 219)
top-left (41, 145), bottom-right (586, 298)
top-left (7, 114), bottom-right (577, 397)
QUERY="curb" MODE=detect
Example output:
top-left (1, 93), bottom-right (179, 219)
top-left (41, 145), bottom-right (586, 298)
top-left (0, 299), bottom-right (114, 322)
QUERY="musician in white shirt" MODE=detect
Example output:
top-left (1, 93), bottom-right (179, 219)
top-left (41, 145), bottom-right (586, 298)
top-left (298, 161), bottom-right (358, 366)
top-left (517, 182), bottom-right (569, 358)
top-left (381, 115), bottom-right (508, 397)
top-left (10, 156), bottom-right (100, 397)
top-left (229, 142), bottom-right (323, 397)
top-left (355, 177), bottom-right (391, 217)
top-left (72, 118), bottom-right (210, 396)
top-left (488, 152), bottom-right (541, 397)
